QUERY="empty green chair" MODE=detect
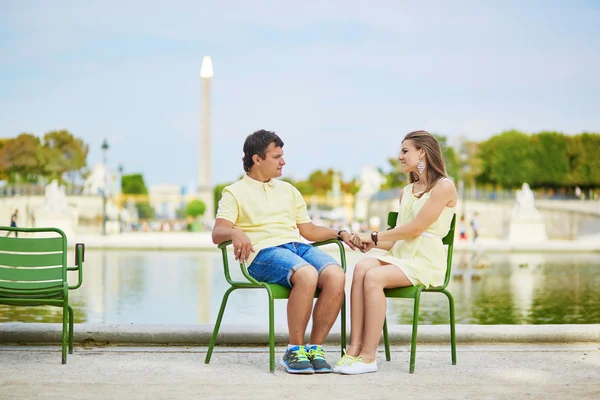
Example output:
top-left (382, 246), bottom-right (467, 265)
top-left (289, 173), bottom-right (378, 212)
top-left (0, 227), bottom-right (84, 364)
top-left (382, 212), bottom-right (456, 373)
top-left (205, 239), bottom-right (347, 373)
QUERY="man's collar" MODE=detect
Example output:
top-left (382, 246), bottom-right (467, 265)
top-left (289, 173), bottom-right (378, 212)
top-left (243, 174), bottom-right (276, 187)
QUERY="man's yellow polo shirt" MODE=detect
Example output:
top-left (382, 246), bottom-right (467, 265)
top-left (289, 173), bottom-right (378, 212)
top-left (216, 174), bottom-right (311, 265)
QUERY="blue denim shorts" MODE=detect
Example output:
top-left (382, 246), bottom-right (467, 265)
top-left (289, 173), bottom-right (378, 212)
top-left (248, 242), bottom-right (340, 288)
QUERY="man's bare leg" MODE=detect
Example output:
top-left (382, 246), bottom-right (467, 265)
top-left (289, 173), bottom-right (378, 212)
top-left (309, 264), bottom-right (345, 344)
top-left (347, 258), bottom-right (385, 356)
top-left (287, 265), bottom-right (319, 345)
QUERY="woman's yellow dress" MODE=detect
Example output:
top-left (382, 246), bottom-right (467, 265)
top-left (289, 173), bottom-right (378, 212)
top-left (376, 181), bottom-right (455, 287)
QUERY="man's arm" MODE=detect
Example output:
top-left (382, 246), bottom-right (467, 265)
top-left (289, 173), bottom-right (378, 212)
top-left (211, 188), bottom-right (254, 262)
top-left (297, 222), bottom-right (358, 251)
top-left (212, 218), bottom-right (255, 262)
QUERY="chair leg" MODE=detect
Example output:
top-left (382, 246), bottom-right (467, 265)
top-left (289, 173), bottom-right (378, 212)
top-left (383, 317), bottom-right (391, 361)
top-left (68, 305), bottom-right (74, 354)
top-left (443, 289), bottom-right (457, 365)
top-left (340, 293), bottom-right (346, 356)
top-left (409, 292), bottom-right (422, 374)
top-left (205, 286), bottom-right (236, 365)
top-left (265, 289), bottom-right (276, 373)
top-left (62, 302), bottom-right (68, 364)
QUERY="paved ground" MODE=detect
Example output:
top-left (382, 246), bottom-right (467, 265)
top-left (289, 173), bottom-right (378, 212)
top-left (1, 344), bottom-right (599, 399)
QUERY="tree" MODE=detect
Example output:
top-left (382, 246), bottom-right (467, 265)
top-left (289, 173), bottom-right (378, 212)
top-left (380, 158), bottom-right (407, 190)
top-left (121, 173), bottom-right (153, 219)
top-left (40, 130), bottom-right (89, 184)
top-left (433, 134), bottom-right (460, 180)
top-left (478, 130), bottom-right (537, 187)
top-left (121, 174), bottom-right (149, 194)
top-left (0, 138), bottom-right (8, 181)
top-left (186, 199), bottom-right (207, 218)
top-left (0, 133), bottom-right (43, 183)
top-left (530, 132), bottom-right (570, 186)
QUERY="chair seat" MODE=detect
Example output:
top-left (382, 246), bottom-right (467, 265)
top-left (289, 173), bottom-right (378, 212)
top-left (265, 283), bottom-right (319, 300)
top-left (384, 285), bottom-right (424, 298)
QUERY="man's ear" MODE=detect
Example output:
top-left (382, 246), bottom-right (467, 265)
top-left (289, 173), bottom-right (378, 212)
top-left (252, 154), bottom-right (261, 166)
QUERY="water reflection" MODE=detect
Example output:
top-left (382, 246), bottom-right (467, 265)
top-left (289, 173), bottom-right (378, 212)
top-left (1, 249), bottom-right (599, 325)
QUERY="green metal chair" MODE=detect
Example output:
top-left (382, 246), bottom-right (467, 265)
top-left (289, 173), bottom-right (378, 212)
top-left (382, 212), bottom-right (456, 373)
top-left (0, 226), bottom-right (85, 364)
top-left (205, 239), bottom-right (347, 373)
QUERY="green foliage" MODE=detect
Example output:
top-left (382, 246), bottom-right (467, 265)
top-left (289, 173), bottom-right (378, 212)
top-left (434, 134), bottom-right (460, 180)
top-left (380, 158), bottom-right (407, 190)
top-left (40, 130), bottom-right (89, 183)
top-left (136, 202), bottom-right (155, 219)
top-left (186, 199), bottom-right (206, 218)
top-left (121, 174), bottom-right (149, 195)
top-left (478, 130), bottom-right (538, 187)
top-left (0, 133), bottom-right (43, 183)
top-left (477, 130), bottom-right (600, 187)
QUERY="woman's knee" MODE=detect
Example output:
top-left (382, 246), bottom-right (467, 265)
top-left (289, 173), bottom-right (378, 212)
top-left (364, 268), bottom-right (384, 291)
top-left (353, 258), bottom-right (379, 279)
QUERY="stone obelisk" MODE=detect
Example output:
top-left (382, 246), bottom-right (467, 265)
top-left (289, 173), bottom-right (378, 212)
top-left (198, 56), bottom-right (214, 222)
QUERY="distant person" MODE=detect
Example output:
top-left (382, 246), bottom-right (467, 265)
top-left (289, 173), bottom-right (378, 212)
top-left (471, 212), bottom-right (479, 242)
top-left (459, 215), bottom-right (468, 241)
top-left (212, 129), bottom-right (359, 374)
top-left (6, 209), bottom-right (18, 237)
top-left (575, 186), bottom-right (582, 200)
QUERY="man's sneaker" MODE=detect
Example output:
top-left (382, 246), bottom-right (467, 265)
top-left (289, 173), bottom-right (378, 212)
top-left (333, 349), bottom-right (356, 373)
top-left (306, 345), bottom-right (332, 373)
top-left (280, 346), bottom-right (314, 374)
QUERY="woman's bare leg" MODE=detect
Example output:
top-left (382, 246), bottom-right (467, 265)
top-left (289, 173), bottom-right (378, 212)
top-left (347, 258), bottom-right (386, 357)
top-left (358, 265), bottom-right (412, 363)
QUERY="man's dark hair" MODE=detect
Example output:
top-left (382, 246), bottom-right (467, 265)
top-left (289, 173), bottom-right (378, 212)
top-left (242, 130), bottom-right (284, 172)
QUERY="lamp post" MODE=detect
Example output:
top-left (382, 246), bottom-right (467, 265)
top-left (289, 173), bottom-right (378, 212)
top-left (102, 138), bottom-right (109, 236)
top-left (198, 56), bottom-right (214, 222)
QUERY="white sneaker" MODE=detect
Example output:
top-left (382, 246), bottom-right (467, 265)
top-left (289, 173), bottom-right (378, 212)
top-left (338, 358), bottom-right (378, 375)
top-left (333, 349), bottom-right (356, 373)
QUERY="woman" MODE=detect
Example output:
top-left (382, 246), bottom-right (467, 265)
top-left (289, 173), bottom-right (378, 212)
top-left (337, 130), bottom-right (457, 375)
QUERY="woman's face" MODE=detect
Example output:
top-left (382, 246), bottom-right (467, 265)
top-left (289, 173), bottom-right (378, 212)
top-left (398, 139), bottom-right (423, 173)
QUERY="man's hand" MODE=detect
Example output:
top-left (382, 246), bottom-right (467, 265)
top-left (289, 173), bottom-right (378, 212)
top-left (340, 231), bottom-right (358, 251)
top-left (231, 229), bottom-right (254, 262)
top-left (351, 233), bottom-right (374, 253)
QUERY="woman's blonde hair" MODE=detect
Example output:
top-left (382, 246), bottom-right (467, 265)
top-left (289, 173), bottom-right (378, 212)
top-left (403, 130), bottom-right (448, 198)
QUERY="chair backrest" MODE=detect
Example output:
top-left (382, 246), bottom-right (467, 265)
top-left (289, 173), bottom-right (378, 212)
top-left (386, 212), bottom-right (456, 288)
top-left (0, 227), bottom-right (67, 292)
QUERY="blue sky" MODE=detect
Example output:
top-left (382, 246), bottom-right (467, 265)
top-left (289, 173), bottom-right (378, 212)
top-left (1, 0), bottom-right (599, 188)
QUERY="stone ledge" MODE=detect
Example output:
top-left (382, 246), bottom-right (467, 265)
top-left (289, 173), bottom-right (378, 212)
top-left (1, 323), bottom-right (598, 345)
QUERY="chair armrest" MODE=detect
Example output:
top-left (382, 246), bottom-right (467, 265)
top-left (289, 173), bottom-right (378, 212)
top-left (67, 243), bottom-right (84, 290)
top-left (216, 241), bottom-right (261, 286)
top-left (311, 239), bottom-right (347, 272)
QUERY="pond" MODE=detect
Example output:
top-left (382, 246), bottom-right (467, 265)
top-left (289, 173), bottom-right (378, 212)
top-left (1, 249), bottom-right (599, 325)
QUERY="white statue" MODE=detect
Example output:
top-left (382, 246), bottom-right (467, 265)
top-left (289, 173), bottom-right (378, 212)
top-left (35, 180), bottom-right (78, 239)
top-left (356, 167), bottom-right (386, 200)
top-left (83, 164), bottom-right (107, 195)
top-left (512, 183), bottom-right (540, 218)
top-left (354, 166), bottom-right (386, 222)
top-left (508, 182), bottom-right (547, 241)
top-left (44, 180), bottom-right (69, 214)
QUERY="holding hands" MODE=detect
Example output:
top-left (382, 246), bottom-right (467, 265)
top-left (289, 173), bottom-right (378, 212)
top-left (349, 232), bottom-right (376, 253)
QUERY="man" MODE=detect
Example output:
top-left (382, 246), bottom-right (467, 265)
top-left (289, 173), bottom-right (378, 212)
top-left (6, 209), bottom-right (18, 237)
top-left (212, 129), bottom-right (357, 374)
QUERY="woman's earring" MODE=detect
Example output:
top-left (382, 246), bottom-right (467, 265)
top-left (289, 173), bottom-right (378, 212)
top-left (417, 159), bottom-right (425, 174)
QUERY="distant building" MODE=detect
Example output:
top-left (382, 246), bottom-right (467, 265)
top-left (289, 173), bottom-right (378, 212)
top-left (148, 184), bottom-right (185, 219)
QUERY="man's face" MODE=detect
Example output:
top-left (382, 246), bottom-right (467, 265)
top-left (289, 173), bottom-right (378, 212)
top-left (256, 143), bottom-right (285, 178)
